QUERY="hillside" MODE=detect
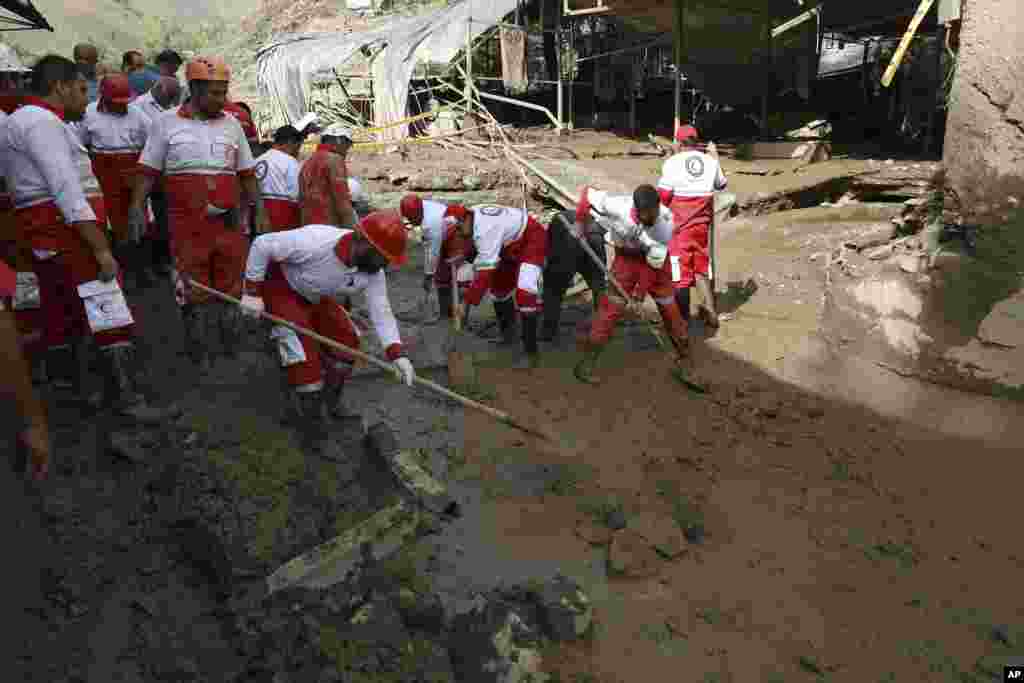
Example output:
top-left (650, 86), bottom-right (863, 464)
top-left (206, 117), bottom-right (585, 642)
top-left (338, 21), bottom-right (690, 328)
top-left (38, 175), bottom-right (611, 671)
top-left (3, 0), bottom-right (262, 62)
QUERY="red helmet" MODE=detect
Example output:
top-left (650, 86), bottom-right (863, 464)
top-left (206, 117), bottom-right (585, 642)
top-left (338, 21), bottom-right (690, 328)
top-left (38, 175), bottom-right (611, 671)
top-left (399, 194), bottom-right (423, 224)
top-left (357, 210), bottom-right (408, 266)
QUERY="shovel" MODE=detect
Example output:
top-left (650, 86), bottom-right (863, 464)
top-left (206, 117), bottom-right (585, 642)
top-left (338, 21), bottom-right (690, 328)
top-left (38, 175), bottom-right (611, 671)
top-left (446, 264), bottom-right (478, 390)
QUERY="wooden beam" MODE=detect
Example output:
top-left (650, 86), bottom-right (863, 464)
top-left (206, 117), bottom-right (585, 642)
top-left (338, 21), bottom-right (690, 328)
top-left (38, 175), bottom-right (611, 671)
top-left (771, 5), bottom-right (820, 39)
top-left (881, 0), bottom-right (935, 88)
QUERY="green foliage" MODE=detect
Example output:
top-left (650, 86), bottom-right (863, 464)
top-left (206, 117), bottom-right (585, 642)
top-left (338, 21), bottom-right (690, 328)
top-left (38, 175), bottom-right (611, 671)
top-left (139, 16), bottom-right (232, 58)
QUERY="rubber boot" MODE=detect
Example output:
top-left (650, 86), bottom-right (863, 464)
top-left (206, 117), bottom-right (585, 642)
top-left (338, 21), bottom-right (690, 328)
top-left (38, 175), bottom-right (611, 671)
top-left (101, 343), bottom-right (176, 422)
top-left (219, 301), bottom-right (245, 358)
top-left (324, 376), bottom-right (362, 430)
top-left (181, 304), bottom-right (212, 375)
top-left (540, 289), bottom-right (562, 342)
top-left (437, 287), bottom-right (454, 320)
top-left (297, 390), bottom-right (328, 453)
top-left (490, 298), bottom-right (518, 346)
top-left (513, 313), bottom-right (540, 370)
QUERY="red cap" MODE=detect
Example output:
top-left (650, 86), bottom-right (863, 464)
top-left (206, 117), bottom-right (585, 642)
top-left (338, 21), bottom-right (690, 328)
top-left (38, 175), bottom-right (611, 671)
top-left (674, 124), bottom-right (699, 143)
top-left (399, 194), bottom-right (423, 224)
top-left (100, 74), bottom-right (134, 106)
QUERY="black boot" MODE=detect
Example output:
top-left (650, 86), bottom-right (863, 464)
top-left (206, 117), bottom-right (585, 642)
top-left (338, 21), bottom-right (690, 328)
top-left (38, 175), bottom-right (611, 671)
top-left (219, 302), bottom-right (245, 358)
top-left (44, 344), bottom-right (76, 390)
top-left (514, 313), bottom-right (540, 370)
top-left (324, 377), bottom-right (362, 430)
top-left (296, 390), bottom-right (328, 453)
top-left (540, 288), bottom-right (563, 342)
top-left (181, 304), bottom-right (212, 374)
top-left (437, 287), bottom-right (454, 320)
top-left (490, 298), bottom-right (518, 345)
top-left (133, 242), bottom-right (155, 289)
top-left (101, 343), bottom-right (175, 422)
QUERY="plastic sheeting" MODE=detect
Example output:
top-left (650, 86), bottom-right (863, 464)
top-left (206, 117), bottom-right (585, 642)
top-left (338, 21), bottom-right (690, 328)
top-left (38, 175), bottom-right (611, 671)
top-left (256, 0), bottom-right (519, 142)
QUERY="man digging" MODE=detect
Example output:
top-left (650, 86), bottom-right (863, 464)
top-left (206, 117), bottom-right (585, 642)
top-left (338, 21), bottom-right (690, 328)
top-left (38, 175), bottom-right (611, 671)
top-left (239, 211), bottom-right (416, 453)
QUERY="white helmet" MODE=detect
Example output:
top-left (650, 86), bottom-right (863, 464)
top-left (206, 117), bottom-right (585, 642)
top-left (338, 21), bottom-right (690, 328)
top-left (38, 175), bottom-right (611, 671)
top-left (0, 43), bottom-right (29, 74)
top-left (347, 177), bottom-right (367, 204)
top-left (322, 123), bottom-right (353, 141)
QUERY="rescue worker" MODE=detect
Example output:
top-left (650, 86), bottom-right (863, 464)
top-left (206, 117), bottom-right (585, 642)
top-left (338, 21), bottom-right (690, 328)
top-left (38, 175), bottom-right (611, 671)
top-left (0, 55), bottom-right (167, 418)
top-left (0, 259), bottom-right (49, 480)
top-left (451, 203), bottom-right (547, 369)
top-left (155, 50), bottom-right (183, 79)
top-left (253, 125), bottom-right (303, 232)
top-left (132, 56), bottom-right (271, 372)
top-left (239, 211), bottom-right (416, 450)
top-left (540, 209), bottom-right (607, 342)
top-left (399, 193), bottom-right (472, 320)
top-left (573, 184), bottom-right (690, 385)
top-left (657, 124), bottom-right (726, 328)
top-left (132, 76), bottom-right (180, 273)
top-left (72, 44), bottom-right (99, 103)
top-left (77, 73), bottom-right (153, 289)
top-left (299, 123), bottom-right (356, 229)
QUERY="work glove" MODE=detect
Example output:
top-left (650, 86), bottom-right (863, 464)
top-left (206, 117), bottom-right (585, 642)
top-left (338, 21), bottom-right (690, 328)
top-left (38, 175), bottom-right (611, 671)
top-left (645, 243), bottom-right (668, 270)
top-left (393, 357), bottom-right (415, 387)
top-left (240, 294), bottom-right (265, 319)
top-left (128, 205), bottom-right (147, 244)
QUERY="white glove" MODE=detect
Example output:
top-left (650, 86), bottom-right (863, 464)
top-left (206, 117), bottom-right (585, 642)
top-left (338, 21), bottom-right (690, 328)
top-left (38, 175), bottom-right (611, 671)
top-left (240, 294), bottom-right (265, 319)
top-left (393, 357), bottom-right (415, 387)
top-left (645, 243), bottom-right (668, 270)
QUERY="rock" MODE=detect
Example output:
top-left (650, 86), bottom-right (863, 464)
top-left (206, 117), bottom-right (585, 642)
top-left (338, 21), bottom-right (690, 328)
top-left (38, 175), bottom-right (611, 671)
top-left (363, 424), bottom-right (458, 516)
top-left (536, 575), bottom-right (592, 642)
top-left (865, 245), bottom-right (894, 260)
top-left (605, 508), bottom-right (627, 531)
top-left (574, 518), bottom-right (612, 546)
top-left (449, 598), bottom-right (547, 683)
top-left (848, 223), bottom-right (896, 251)
top-left (608, 530), bottom-right (662, 578)
top-left (629, 512), bottom-right (687, 559)
top-left (396, 588), bottom-right (446, 634)
top-left (978, 292), bottom-right (1024, 348)
top-left (684, 524), bottom-right (706, 545)
top-left (896, 254), bottom-right (922, 274)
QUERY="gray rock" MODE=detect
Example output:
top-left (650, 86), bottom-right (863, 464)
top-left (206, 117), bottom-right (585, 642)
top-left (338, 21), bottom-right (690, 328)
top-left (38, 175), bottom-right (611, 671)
top-left (536, 575), bottom-right (592, 642)
top-left (449, 596), bottom-right (547, 683)
top-left (605, 508), bottom-right (627, 531)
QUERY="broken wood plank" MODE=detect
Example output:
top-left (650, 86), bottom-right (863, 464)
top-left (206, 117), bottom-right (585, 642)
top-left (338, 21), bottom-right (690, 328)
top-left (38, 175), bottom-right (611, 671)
top-left (266, 501), bottom-right (423, 594)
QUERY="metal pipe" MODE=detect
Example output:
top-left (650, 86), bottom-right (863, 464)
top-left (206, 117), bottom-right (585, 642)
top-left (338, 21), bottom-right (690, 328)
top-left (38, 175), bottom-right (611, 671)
top-left (477, 89), bottom-right (562, 129)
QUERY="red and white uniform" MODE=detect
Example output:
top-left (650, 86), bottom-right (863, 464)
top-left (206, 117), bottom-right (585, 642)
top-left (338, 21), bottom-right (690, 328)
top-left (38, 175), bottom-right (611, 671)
top-left (576, 187), bottom-right (685, 348)
top-left (0, 108), bottom-right (43, 354)
top-left (77, 101), bottom-right (152, 243)
top-left (244, 225), bottom-right (406, 391)
top-left (461, 205), bottom-right (547, 314)
top-left (0, 98), bottom-right (133, 352)
top-left (657, 148), bottom-right (727, 289)
top-left (133, 91), bottom-right (171, 124)
top-left (253, 147), bottom-right (300, 231)
top-left (139, 102), bottom-right (256, 306)
top-left (298, 146), bottom-right (352, 228)
top-left (421, 200), bottom-right (472, 289)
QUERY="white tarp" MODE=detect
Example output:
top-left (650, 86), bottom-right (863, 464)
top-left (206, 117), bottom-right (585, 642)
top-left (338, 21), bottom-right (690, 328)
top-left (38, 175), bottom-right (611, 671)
top-left (256, 0), bottom-right (519, 142)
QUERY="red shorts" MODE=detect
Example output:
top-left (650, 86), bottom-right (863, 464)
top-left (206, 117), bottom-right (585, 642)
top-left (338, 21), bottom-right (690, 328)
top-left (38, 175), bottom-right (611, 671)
top-left (667, 221), bottom-right (710, 290)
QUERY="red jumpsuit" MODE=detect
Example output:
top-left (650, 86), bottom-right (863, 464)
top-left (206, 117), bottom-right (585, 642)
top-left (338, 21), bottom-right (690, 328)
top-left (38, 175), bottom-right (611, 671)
top-left (0, 98), bottom-right (131, 351)
top-left (253, 147), bottom-right (301, 231)
top-left (244, 226), bottom-right (406, 390)
top-left (78, 100), bottom-right (152, 243)
top-left (298, 146), bottom-right (353, 227)
top-left (656, 148), bottom-right (727, 289)
top-left (461, 205), bottom-right (547, 314)
top-left (138, 102), bottom-right (256, 306)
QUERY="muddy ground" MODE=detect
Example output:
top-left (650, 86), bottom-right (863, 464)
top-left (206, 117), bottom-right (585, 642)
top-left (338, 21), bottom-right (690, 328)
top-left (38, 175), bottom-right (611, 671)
top-left (5, 133), bottom-right (1024, 682)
